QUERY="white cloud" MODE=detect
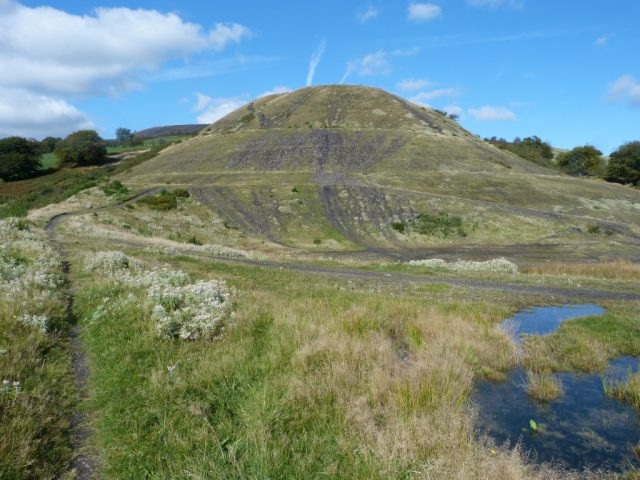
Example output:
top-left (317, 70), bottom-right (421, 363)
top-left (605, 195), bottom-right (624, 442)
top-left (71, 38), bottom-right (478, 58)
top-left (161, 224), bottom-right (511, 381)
top-left (407, 3), bottom-right (441, 22)
top-left (0, 3), bottom-right (251, 96)
top-left (443, 105), bottom-right (464, 118)
top-left (0, 2), bottom-right (251, 138)
top-left (467, 0), bottom-right (524, 8)
top-left (358, 5), bottom-right (379, 22)
top-left (0, 88), bottom-right (94, 138)
top-left (259, 86), bottom-right (292, 97)
top-left (410, 88), bottom-right (460, 106)
top-left (397, 78), bottom-right (433, 91)
top-left (468, 106), bottom-right (517, 121)
top-left (193, 94), bottom-right (247, 124)
top-left (595, 35), bottom-right (608, 47)
top-left (306, 39), bottom-right (326, 87)
top-left (607, 75), bottom-right (640, 108)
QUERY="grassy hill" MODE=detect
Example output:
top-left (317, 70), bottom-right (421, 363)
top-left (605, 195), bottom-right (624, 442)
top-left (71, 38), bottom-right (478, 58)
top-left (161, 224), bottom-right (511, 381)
top-left (119, 85), bottom-right (640, 261)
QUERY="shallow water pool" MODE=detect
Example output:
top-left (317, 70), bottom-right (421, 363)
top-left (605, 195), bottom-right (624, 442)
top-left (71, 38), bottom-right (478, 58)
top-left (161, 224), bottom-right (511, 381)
top-left (473, 305), bottom-right (640, 471)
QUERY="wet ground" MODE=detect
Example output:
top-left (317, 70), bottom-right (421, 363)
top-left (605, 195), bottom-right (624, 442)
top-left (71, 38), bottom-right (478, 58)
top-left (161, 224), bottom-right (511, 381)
top-left (473, 305), bottom-right (640, 471)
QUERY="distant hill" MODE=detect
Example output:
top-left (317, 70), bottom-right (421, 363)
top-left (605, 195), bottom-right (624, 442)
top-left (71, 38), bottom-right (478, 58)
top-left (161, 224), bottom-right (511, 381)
top-left (122, 85), bottom-right (640, 258)
top-left (134, 124), bottom-right (207, 139)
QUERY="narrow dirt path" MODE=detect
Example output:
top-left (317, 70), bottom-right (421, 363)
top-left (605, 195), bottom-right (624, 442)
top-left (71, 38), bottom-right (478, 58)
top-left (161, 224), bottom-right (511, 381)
top-left (46, 239), bottom-right (98, 479)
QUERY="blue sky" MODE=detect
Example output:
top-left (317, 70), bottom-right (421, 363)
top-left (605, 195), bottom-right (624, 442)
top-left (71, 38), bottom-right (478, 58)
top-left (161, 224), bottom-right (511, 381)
top-left (0, 0), bottom-right (638, 153)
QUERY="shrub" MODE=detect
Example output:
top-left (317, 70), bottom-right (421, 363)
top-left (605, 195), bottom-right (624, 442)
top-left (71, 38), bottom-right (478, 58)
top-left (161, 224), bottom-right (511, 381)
top-left (0, 137), bottom-right (41, 181)
top-left (138, 189), bottom-right (188, 210)
top-left (55, 130), bottom-right (107, 167)
top-left (557, 145), bottom-right (603, 176)
top-left (101, 180), bottom-right (129, 196)
top-left (391, 221), bottom-right (406, 233)
top-left (606, 141), bottom-right (640, 186)
top-left (413, 212), bottom-right (466, 238)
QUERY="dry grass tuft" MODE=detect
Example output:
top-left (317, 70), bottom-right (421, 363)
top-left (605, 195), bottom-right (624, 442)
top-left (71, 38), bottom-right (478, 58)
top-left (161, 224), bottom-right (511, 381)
top-left (524, 260), bottom-right (640, 280)
top-left (525, 371), bottom-right (564, 402)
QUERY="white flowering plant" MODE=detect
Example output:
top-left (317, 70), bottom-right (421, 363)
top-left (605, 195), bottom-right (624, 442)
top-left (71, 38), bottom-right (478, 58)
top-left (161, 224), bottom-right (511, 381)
top-left (407, 257), bottom-right (519, 274)
top-left (85, 250), bottom-right (235, 340)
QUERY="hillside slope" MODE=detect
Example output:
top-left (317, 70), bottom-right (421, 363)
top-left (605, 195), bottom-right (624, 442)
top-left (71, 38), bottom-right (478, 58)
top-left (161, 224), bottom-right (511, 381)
top-left (122, 85), bottom-right (640, 260)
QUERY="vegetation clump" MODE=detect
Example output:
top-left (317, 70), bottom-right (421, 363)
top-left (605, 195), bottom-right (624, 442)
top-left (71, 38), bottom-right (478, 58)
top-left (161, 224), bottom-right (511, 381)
top-left (54, 130), bottom-right (107, 167)
top-left (0, 219), bottom-right (73, 478)
top-left (604, 370), bottom-right (640, 410)
top-left (526, 371), bottom-right (563, 401)
top-left (394, 212), bottom-right (467, 238)
top-left (101, 179), bottom-right (129, 196)
top-left (0, 137), bottom-right (41, 181)
top-left (138, 188), bottom-right (190, 210)
top-left (408, 257), bottom-right (518, 274)
top-left (606, 141), bottom-right (640, 186)
top-left (486, 136), bottom-right (554, 167)
top-left (557, 145), bottom-right (603, 176)
top-left (83, 250), bottom-right (234, 340)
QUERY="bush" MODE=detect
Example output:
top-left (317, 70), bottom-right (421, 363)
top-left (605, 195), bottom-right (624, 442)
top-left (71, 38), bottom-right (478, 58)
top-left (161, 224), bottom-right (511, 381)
top-left (413, 212), bottom-right (467, 238)
top-left (0, 137), bottom-right (41, 181)
top-left (606, 141), bottom-right (640, 186)
top-left (486, 136), bottom-right (554, 167)
top-left (557, 146), bottom-right (603, 176)
top-left (101, 180), bottom-right (129, 196)
top-left (138, 189), bottom-right (188, 210)
top-left (55, 130), bottom-right (107, 167)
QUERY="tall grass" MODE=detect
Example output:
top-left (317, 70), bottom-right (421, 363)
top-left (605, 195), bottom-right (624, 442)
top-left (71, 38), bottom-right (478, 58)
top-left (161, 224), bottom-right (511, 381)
top-left (0, 219), bottom-right (74, 478)
top-left (524, 260), bottom-right (640, 280)
top-left (68, 248), bottom-right (625, 479)
top-left (604, 370), bottom-right (640, 410)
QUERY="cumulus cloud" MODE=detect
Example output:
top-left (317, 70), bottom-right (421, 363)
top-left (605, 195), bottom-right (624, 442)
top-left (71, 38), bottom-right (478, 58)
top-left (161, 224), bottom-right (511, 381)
top-left (407, 3), bottom-right (441, 22)
top-left (0, 2), bottom-right (251, 137)
top-left (607, 75), bottom-right (640, 107)
top-left (259, 86), bottom-right (292, 97)
top-left (0, 88), bottom-right (94, 138)
top-left (467, 0), bottom-right (524, 8)
top-left (467, 106), bottom-right (517, 121)
top-left (397, 78), bottom-right (434, 91)
top-left (306, 39), bottom-right (326, 87)
top-left (193, 94), bottom-right (247, 124)
top-left (0, 4), bottom-right (251, 96)
top-left (358, 5), bottom-right (379, 22)
top-left (409, 88), bottom-right (460, 106)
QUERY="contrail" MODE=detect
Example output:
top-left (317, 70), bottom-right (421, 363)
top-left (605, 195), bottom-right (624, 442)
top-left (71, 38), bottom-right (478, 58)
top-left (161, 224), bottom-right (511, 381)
top-left (306, 39), bottom-right (326, 86)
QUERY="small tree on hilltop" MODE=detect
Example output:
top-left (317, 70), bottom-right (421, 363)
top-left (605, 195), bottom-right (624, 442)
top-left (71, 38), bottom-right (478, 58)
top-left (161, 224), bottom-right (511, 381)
top-left (55, 130), bottom-right (106, 167)
top-left (0, 136), bottom-right (41, 181)
top-left (557, 145), bottom-right (603, 176)
top-left (606, 141), bottom-right (640, 186)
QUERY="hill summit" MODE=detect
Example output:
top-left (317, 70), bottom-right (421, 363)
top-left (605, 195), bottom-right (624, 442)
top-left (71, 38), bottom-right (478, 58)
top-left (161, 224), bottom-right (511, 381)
top-left (124, 85), bottom-right (640, 257)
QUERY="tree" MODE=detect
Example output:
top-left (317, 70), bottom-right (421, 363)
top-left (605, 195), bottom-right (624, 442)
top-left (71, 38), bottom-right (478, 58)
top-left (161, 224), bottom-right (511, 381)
top-left (0, 136), bottom-right (40, 181)
top-left (606, 141), bottom-right (640, 186)
top-left (54, 130), bottom-right (106, 167)
top-left (115, 127), bottom-right (134, 144)
top-left (40, 136), bottom-right (62, 153)
top-left (557, 145), bottom-right (603, 176)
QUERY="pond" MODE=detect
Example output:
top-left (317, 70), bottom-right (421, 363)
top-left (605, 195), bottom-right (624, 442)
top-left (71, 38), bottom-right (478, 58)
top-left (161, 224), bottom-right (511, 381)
top-left (473, 305), bottom-right (640, 471)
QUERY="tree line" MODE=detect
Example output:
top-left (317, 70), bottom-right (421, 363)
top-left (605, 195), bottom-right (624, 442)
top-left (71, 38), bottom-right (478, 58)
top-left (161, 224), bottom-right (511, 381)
top-left (486, 136), bottom-right (640, 186)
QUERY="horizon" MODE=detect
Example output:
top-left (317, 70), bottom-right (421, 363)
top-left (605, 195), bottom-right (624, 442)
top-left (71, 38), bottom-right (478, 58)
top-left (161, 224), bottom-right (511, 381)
top-left (0, 0), bottom-right (638, 154)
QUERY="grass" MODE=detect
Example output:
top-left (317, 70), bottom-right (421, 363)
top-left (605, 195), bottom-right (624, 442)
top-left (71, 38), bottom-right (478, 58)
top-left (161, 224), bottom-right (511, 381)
top-left (69, 247), bottom-right (576, 479)
top-left (604, 370), bottom-right (640, 411)
top-left (0, 219), bottom-right (74, 479)
top-left (525, 371), bottom-right (564, 401)
top-left (39, 152), bottom-right (58, 169)
top-left (523, 304), bottom-right (640, 373)
top-left (137, 188), bottom-right (189, 210)
top-left (524, 260), bottom-right (640, 281)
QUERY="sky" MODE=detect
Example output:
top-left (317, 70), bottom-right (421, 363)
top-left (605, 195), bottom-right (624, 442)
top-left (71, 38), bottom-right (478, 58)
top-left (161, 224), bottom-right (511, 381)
top-left (0, 0), bottom-right (638, 154)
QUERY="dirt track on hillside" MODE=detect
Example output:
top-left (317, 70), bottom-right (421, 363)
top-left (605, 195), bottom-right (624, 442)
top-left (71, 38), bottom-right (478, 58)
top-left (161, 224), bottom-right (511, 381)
top-left (45, 191), bottom-right (640, 302)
